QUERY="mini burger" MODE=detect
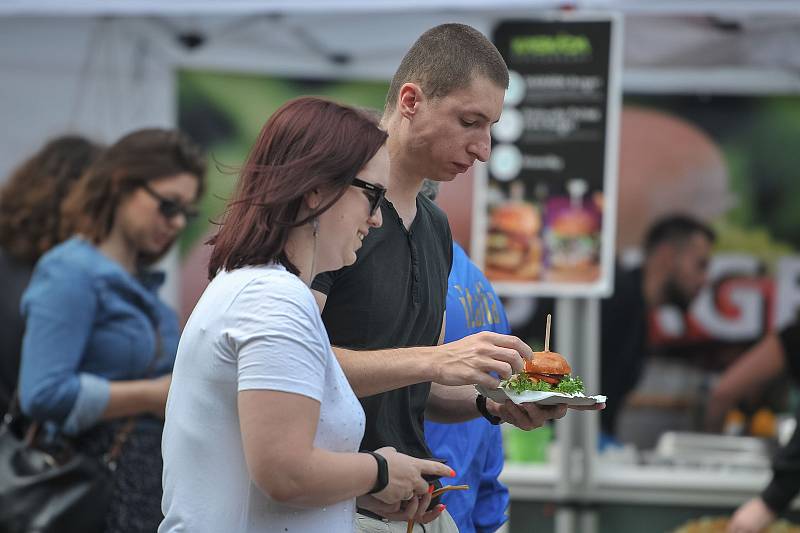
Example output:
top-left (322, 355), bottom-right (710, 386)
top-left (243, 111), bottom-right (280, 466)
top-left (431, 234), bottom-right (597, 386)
top-left (545, 202), bottom-right (600, 281)
top-left (502, 350), bottom-right (584, 394)
top-left (484, 201), bottom-right (542, 281)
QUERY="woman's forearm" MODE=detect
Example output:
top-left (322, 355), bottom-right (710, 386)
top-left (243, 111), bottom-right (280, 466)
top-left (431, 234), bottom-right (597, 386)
top-left (103, 376), bottom-right (169, 419)
top-left (239, 389), bottom-right (378, 507)
top-left (255, 448), bottom-right (377, 507)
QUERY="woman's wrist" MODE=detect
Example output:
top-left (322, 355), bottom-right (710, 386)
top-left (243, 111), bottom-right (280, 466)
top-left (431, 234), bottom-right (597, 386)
top-left (361, 451), bottom-right (388, 494)
top-left (141, 378), bottom-right (166, 415)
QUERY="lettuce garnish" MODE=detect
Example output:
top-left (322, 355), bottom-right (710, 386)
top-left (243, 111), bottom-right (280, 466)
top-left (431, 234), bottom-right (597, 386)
top-left (501, 373), bottom-right (584, 395)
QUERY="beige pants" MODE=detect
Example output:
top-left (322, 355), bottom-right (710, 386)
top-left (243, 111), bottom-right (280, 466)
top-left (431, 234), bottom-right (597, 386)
top-left (354, 510), bottom-right (459, 533)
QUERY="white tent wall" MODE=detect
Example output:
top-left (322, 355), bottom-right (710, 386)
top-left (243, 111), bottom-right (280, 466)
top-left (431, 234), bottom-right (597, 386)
top-left (0, 17), bottom-right (176, 176)
top-left (2, 5), bottom-right (800, 308)
top-left (0, 10), bottom-right (514, 180)
top-left (4, 5), bottom-right (800, 180)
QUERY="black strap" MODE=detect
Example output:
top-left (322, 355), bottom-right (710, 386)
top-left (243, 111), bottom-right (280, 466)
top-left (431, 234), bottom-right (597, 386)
top-left (356, 508), bottom-right (386, 521)
top-left (363, 450), bottom-right (389, 494)
top-left (476, 394), bottom-right (502, 425)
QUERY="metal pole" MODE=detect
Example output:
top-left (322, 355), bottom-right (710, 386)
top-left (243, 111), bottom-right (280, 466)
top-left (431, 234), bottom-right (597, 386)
top-left (555, 298), bottom-right (578, 533)
top-left (580, 297), bottom-right (601, 533)
top-left (554, 297), bottom-right (601, 533)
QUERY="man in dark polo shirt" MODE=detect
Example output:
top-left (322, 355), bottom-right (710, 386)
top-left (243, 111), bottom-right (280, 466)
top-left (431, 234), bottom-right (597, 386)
top-left (313, 24), bottom-right (603, 532)
top-left (601, 215), bottom-right (714, 442)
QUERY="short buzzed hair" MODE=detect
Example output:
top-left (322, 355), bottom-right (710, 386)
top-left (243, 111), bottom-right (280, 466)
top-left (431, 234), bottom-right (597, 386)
top-left (644, 214), bottom-right (716, 256)
top-left (384, 23), bottom-right (509, 114)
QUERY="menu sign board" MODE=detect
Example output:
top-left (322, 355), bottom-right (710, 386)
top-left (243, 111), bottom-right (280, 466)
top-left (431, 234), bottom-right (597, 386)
top-left (473, 14), bottom-right (621, 297)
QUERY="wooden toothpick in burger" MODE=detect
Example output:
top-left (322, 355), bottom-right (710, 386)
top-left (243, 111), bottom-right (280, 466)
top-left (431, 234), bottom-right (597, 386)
top-left (504, 314), bottom-right (586, 396)
top-left (545, 313), bottom-right (551, 352)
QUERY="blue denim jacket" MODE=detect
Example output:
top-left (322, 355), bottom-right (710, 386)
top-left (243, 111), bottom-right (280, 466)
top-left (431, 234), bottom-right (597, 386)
top-left (19, 237), bottom-right (178, 435)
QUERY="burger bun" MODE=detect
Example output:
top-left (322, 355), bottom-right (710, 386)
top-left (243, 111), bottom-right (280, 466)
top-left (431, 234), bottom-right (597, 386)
top-left (524, 350), bottom-right (572, 375)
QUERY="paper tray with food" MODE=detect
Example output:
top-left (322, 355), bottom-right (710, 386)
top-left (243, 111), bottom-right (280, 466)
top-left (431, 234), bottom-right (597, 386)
top-left (476, 314), bottom-right (606, 407)
top-left (476, 384), bottom-right (606, 406)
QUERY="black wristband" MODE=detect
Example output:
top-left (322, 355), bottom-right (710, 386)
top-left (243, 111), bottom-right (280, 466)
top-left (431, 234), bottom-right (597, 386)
top-left (476, 393), bottom-right (502, 425)
top-left (363, 451), bottom-right (389, 494)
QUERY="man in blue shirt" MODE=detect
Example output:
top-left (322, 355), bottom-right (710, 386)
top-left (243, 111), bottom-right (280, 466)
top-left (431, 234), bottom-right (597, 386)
top-left (424, 231), bottom-right (510, 532)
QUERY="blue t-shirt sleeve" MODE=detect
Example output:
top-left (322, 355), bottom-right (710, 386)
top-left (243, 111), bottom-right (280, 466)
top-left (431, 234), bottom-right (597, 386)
top-left (19, 260), bottom-right (108, 428)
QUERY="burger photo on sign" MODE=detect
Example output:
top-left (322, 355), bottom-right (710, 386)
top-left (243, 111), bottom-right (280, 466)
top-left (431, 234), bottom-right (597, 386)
top-left (484, 197), bottom-right (543, 282)
top-left (476, 314), bottom-right (606, 407)
top-left (484, 181), bottom-right (543, 281)
top-left (543, 185), bottom-right (602, 284)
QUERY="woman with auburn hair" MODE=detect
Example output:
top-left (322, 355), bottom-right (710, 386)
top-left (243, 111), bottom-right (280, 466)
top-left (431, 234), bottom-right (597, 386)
top-left (0, 135), bottom-right (103, 413)
top-left (160, 97), bottom-right (451, 533)
top-left (18, 128), bottom-right (206, 533)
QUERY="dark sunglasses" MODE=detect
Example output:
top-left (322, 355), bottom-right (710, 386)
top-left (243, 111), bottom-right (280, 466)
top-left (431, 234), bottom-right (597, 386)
top-left (141, 184), bottom-right (199, 221)
top-left (351, 177), bottom-right (386, 217)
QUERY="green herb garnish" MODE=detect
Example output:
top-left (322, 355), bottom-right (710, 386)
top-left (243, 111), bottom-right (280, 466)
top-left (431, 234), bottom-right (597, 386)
top-left (501, 373), bottom-right (584, 395)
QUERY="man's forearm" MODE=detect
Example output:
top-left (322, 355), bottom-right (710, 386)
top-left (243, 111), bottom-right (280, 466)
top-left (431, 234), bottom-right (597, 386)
top-left (706, 333), bottom-right (785, 431)
top-left (333, 346), bottom-right (438, 397)
top-left (425, 383), bottom-right (480, 423)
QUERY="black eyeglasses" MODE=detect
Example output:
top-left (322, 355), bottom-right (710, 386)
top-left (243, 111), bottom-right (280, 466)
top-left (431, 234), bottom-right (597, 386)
top-left (351, 177), bottom-right (386, 217)
top-left (141, 184), bottom-right (199, 221)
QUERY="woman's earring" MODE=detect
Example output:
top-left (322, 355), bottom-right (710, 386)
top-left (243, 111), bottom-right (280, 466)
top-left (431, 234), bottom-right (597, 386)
top-left (312, 217), bottom-right (319, 237)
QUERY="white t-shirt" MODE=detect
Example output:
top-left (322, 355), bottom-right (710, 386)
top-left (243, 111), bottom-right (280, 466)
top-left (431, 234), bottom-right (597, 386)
top-left (160, 264), bottom-right (365, 533)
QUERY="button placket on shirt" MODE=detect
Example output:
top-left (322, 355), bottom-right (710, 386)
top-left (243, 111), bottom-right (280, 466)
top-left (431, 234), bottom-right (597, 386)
top-left (408, 230), bottom-right (421, 305)
top-left (390, 201), bottom-right (422, 305)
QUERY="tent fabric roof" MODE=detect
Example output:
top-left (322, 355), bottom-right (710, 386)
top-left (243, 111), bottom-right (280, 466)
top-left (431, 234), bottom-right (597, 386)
top-left (2, 2), bottom-right (800, 184)
top-left (3, 0), bottom-right (800, 16)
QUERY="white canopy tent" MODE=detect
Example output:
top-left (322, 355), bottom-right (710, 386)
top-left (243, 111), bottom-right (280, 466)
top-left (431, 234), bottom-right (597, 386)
top-left (2, 0), bottom-right (800, 305)
top-left (3, 7), bottom-right (800, 532)
top-left (3, 1), bottom-right (800, 181)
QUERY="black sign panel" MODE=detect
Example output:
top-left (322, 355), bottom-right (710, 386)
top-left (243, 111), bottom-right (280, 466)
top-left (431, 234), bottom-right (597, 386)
top-left (477, 16), bottom-right (619, 296)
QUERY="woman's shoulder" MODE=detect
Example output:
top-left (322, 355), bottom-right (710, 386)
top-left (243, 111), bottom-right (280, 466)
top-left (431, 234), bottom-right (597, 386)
top-left (31, 238), bottom-right (100, 283)
top-left (37, 237), bottom-right (100, 272)
top-left (202, 266), bottom-right (324, 346)
top-left (215, 264), bottom-right (314, 301)
top-left (23, 240), bottom-right (103, 311)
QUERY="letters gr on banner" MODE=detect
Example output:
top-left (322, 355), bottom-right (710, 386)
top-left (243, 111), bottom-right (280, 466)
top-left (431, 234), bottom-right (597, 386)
top-left (653, 255), bottom-right (800, 344)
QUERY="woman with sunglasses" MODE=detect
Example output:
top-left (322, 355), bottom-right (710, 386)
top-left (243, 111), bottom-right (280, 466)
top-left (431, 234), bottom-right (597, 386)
top-left (160, 97), bottom-right (451, 533)
top-left (18, 128), bottom-right (206, 533)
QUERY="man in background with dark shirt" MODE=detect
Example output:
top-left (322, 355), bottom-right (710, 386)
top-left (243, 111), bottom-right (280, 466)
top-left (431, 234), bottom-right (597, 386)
top-left (601, 214), bottom-right (715, 441)
top-left (706, 322), bottom-right (800, 531)
top-left (313, 24), bottom-right (602, 532)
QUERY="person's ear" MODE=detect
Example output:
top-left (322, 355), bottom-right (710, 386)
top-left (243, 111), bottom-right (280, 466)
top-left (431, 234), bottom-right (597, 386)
top-left (305, 188), bottom-right (322, 210)
top-left (398, 83), bottom-right (424, 120)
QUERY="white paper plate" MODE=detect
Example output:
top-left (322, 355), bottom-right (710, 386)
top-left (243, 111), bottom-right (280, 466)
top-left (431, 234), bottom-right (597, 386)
top-left (475, 384), bottom-right (607, 406)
